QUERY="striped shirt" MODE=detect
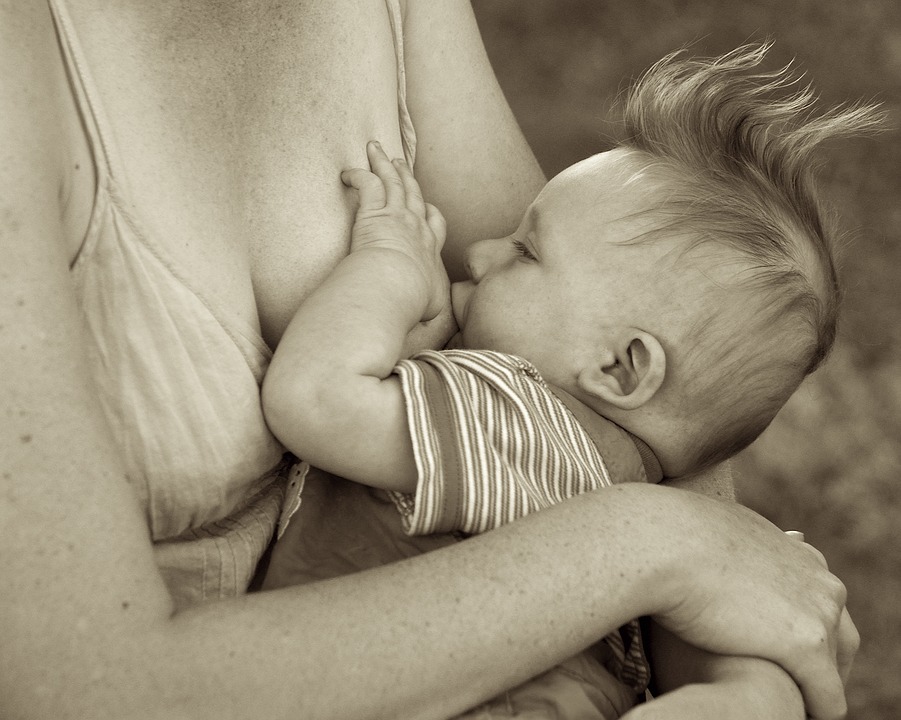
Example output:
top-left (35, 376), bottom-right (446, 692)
top-left (390, 348), bottom-right (661, 692)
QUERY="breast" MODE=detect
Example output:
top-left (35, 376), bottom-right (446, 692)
top-left (66, 0), bottom-right (412, 347)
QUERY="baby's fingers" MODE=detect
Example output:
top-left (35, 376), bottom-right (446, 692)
top-left (425, 203), bottom-right (447, 250)
top-left (392, 158), bottom-right (427, 217)
top-left (341, 168), bottom-right (386, 211)
top-left (366, 141), bottom-right (405, 207)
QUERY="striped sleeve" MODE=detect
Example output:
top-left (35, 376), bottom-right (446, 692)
top-left (391, 349), bottom-right (650, 694)
top-left (391, 349), bottom-right (611, 536)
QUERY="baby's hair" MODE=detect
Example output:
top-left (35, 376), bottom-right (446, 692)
top-left (617, 43), bottom-right (883, 470)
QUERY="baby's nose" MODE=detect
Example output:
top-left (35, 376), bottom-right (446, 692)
top-left (464, 238), bottom-right (501, 282)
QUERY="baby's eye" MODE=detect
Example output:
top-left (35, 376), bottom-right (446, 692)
top-left (512, 239), bottom-right (537, 261)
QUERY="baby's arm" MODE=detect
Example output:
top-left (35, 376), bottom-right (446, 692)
top-left (262, 142), bottom-right (448, 493)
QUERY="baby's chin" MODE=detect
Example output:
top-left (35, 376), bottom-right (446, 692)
top-left (444, 330), bottom-right (465, 350)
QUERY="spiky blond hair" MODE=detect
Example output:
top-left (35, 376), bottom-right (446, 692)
top-left (617, 43), bottom-right (882, 470)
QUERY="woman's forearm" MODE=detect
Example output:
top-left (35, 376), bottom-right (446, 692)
top-left (6, 456), bottom-right (853, 720)
top-left (35, 487), bottom-right (668, 720)
top-left (180, 493), bottom-right (661, 719)
top-left (152, 479), bottom-right (850, 720)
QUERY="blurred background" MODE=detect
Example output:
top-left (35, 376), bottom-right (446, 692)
top-left (472, 2), bottom-right (900, 718)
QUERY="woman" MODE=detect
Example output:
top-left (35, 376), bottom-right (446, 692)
top-left (0, 1), bottom-right (854, 718)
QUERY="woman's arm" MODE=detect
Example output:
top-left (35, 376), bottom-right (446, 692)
top-left (401, 0), bottom-right (546, 280)
top-left (397, 0), bottom-right (547, 358)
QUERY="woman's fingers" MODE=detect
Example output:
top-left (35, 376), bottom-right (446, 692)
top-left (836, 607), bottom-right (859, 684)
top-left (792, 655), bottom-right (847, 720)
top-left (785, 534), bottom-right (858, 686)
top-left (769, 555), bottom-right (849, 720)
top-left (797, 541), bottom-right (830, 569)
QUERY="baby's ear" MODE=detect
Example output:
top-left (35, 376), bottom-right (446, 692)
top-left (577, 330), bottom-right (665, 411)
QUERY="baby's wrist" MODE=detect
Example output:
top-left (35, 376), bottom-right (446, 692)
top-left (347, 242), bottom-right (423, 273)
top-left (341, 246), bottom-right (432, 319)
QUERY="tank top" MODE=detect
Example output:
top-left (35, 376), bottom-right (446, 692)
top-left (47, 0), bottom-right (417, 609)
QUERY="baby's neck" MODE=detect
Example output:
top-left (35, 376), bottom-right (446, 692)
top-left (541, 382), bottom-right (664, 484)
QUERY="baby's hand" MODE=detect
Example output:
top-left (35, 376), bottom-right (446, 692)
top-left (341, 141), bottom-right (449, 321)
top-left (623, 657), bottom-right (805, 720)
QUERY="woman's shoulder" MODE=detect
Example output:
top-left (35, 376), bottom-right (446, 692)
top-left (1, 2), bottom-right (64, 100)
top-left (2, 1), bottom-right (97, 266)
top-left (0, 2), bottom-right (70, 196)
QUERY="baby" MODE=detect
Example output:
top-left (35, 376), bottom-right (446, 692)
top-left (261, 45), bottom-right (876, 718)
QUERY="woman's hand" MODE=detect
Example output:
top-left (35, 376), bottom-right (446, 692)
top-left (627, 486), bottom-right (857, 720)
top-left (341, 141), bottom-right (450, 323)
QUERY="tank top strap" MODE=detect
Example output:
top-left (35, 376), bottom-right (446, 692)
top-left (47, 0), bottom-right (121, 182)
top-left (384, 0), bottom-right (417, 167)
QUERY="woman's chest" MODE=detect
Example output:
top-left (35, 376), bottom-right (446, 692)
top-left (63, 0), bottom-right (410, 346)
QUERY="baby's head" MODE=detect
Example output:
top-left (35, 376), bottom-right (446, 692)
top-left (451, 44), bottom-right (880, 476)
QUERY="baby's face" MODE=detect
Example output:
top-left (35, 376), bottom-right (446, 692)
top-left (450, 149), bottom-right (682, 388)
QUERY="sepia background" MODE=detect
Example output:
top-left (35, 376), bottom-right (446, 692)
top-left (472, 2), bottom-right (901, 718)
